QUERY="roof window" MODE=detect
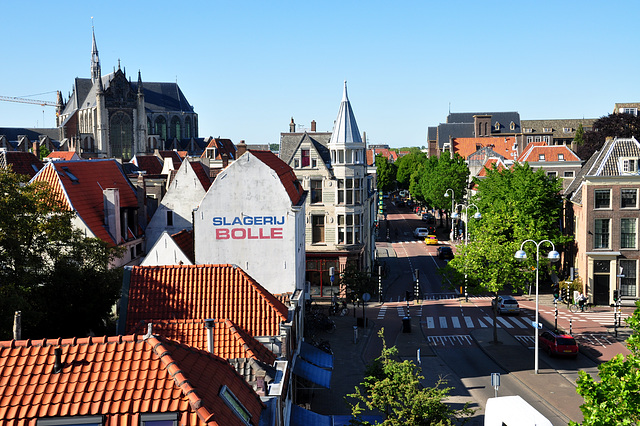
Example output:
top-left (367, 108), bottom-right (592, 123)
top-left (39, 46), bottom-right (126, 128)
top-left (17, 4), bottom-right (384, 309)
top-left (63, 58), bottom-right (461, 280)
top-left (220, 385), bottom-right (252, 425)
top-left (61, 166), bottom-right (79, 183)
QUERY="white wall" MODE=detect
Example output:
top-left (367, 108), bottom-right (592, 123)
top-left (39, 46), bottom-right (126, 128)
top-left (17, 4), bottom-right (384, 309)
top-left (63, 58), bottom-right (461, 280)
top-left (194, 152), bottom-right (305, 295)
top-left (141, 232), bottom-right (193, 266)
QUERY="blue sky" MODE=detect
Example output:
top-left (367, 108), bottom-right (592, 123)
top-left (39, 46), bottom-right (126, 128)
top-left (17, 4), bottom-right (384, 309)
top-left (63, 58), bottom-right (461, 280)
top-left (1, 1), bottom-right (638, 148)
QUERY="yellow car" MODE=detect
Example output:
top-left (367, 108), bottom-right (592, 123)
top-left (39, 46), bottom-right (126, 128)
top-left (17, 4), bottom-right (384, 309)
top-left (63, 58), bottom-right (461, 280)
top-left (425, 234), bottom-right (438, 245)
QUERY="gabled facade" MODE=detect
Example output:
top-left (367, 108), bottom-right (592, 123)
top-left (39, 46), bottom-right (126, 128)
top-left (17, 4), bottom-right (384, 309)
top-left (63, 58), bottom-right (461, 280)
top-left (31, 159), bottom-right (144, 267)
top-left (141, 229), bottom-right (194, 266)
top-left (145, 159), bottom-right (211, 249)
top-left (279, 82), bottom-right (376, 297)
top-left (194, 149), bottom-right (306, 296)
top-left (517, 142), bottom-right (582, 193)
top-left (567, 137), bottom-right (640, 306)
top-left (45, 150), bottom-right (81, 161)
top-left (0, 334), bottom-right (266, 426)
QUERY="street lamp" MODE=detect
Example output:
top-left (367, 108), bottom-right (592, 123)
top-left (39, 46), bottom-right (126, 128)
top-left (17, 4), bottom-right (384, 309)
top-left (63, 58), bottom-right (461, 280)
top-left (453, 203), bottom-right (481, 302)
top-left (444, 189), bottom-right (455, 240)
top-left (515, 240), bottom-right (560, 374)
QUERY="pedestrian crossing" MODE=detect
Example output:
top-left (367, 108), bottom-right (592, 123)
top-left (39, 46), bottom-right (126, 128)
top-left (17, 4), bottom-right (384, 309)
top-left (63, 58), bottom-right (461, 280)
top-left (386, 293), bottom-right (494, 303)
top-left (538, 308), bottom-right (631, 326)
top-left (418, 315), bottom-right (532, 330)
top-left (427, 335), bottom-right (473, 346)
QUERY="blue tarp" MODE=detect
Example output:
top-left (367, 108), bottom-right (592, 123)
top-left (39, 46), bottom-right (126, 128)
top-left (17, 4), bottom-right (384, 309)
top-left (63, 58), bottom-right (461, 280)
top-left (290, 404), bottom-right (332, 426)
top-left (293, 358), bottom-right (332, 389)
top-left (300, 341), bottom-right (334, 369)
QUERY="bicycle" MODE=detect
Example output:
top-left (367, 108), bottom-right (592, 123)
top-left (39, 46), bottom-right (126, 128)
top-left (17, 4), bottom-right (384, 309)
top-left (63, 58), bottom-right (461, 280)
top-left (569, 302), bottom-right (593, 313)
top-left (329, 300), bottom-right (349, 317)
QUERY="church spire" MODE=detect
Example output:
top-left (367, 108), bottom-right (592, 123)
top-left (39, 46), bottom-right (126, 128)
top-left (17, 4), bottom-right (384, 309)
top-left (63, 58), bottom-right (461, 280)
top-left (90, 20), bottom-right (101, 83)
top-left (329, 80), bottom-right (362, 146)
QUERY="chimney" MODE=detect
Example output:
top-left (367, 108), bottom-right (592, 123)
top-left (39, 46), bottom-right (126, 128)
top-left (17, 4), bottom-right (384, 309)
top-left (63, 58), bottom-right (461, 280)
top-left (289, 117), bottom-right (296, 132)
top-left (13, 311), bottom-right (21, 340)
top-left (32, 142), bottom-right (39, 157)
top-left (311, 120), bottom-right (316, 132)
top-left (205, 319), bottom-right (216, 353)
top-left (236, 140), bottom-right (247, 158)
top-left (136, 174), bottom-right (147, 231)
top-left (222, 153), bottom-right (229, 168)
top-left (53, 347), bottom-right (63, 373)
top-left (103, 188), bottom-right (122, 244)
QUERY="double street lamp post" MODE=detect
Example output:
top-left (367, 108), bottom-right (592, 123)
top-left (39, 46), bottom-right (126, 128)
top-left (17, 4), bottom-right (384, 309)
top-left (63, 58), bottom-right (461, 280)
top-left (444, 189), bottom-right (455, 241)
top-left (452, 202), bottom-right (481, 302)
top-left (515, 240), bottom-right (560, 374)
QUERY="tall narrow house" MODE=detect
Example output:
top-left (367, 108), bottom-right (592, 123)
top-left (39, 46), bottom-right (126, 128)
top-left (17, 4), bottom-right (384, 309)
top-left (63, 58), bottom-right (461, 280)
top-left (280, 82), bottom-right (376, 297)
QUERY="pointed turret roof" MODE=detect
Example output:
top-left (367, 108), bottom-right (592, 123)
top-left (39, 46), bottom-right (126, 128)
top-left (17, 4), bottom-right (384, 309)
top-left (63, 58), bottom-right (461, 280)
top-left (91, 25), bottom-right (101, 83)
top-left (329, 81), bottom-right (362, 145)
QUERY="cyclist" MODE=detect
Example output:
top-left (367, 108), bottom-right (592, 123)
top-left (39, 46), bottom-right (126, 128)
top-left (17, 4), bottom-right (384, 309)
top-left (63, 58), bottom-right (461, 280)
top-left (576, 291), bottom-right (587, 311)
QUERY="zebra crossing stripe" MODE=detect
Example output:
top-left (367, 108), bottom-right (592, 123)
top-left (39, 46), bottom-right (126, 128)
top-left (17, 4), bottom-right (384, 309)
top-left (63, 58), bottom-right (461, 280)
top-left (451, 317), bottom-right (461, 328)
top-left (510, 317), bottom-right (528, 329)
top-left (464, 317), bottom-right (474, 328)
top-left (477, 318), bottom-right (488, 328)
top-left (483, 316), bottom-right (499, 327)
top-left (496, 317), bottom-right (514, 328)
top-left (427, 317), bottom-right (435, 328)
top-left (439, 317), bottom-right (448, 328)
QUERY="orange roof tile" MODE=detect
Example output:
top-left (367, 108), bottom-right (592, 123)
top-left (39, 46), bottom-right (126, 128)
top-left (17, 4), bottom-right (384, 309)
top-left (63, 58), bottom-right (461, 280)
top-left (123, 264), bottom-right (289, 339)
top-left (4, 151), bottom-right (43, 178)
top-left (190, 161), bottom-right (213, 191)
top-left (518, 143), bottom-right (580, 162)
top-left (249, 150), bottom-right (303, 205)
top-left (132, 319), bottom-right (277, 365)
top-left (171, 229), bottom-right (195, 263)
top-left (452, 137), bottom-right (518, 160)
top-left (31, 160), bottom-right (139, 245)
top-left (0, 335), bottom-right (264, 426)
top-left (131, 155), bottom-right (163, 175)
top-left (157, 150), bottom-right (184, 166)
top-left (46, 151), bottom-right (77, 161)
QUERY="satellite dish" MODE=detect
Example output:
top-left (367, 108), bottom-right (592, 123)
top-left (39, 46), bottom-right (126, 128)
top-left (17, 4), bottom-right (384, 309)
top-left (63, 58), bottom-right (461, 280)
top-left (362, 293), bottom-right (371, 302)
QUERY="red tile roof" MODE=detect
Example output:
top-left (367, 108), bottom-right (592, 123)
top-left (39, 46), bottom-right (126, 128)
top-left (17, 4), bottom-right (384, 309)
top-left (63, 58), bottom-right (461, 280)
top-left (46, 151), bottom-right (78, 161)
top-left (31, 160), bottom-right (139, 245)
top-left (190, 160), bottom-right (213, 191)
top-left (123, 264), bottom-right (289, 339)
top-left (132, 319), bottom-right (277, 365)
top-left (0, 334), bottom-right (264, 426)
top-left (518, 143), bottom-right (580, 162)
top-left (131, 154), bottom-right (163, 175)
top-left (202, 138), bottom-right (237, 160)
top-left (249, 150), bottom-right (303, 205)
top-left (452, 136), bottom-right (518, 160)
top-left (4, 151), bottom-right (43, 178)
top-left (477, 158), bottom-right (508, 177)
top-left (367, 148), bottom-right (399, 166)
top-left (158, 150), bottom-right (184, 167)
top-left (171, 229), bottom-right (195, 263)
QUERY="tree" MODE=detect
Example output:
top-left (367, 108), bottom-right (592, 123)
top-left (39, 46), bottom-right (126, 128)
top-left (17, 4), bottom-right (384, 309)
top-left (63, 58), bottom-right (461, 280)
top-left (573, 122), bottom-right (585, 146)
top-left (444, 162), bottom-right (570, 343)
top-left (576, 113), bottom-right (640, 161)
top-left (346, 328), bottom-right (473, 425)
top-left (340, 262), bottom-right (376, 304)
top-left (0, 167), bottom-right (123, 339)
top-left (394, 149), bottom-right (426, 189)
top-left (375, 154), bottom-right (397, 193)
top-left (571, 301), bottom-right (640, 425)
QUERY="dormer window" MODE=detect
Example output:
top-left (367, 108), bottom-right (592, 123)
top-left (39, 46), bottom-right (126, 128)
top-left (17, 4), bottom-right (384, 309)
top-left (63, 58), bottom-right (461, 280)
top-left (622, 108), bottom-right (638, 116)
top-left (510, 121), bottom-right (515, 131)
top-left (558, 154), bottom-right (564, 161)
top-left (543, 128), bottom-right (552, 133)
top-left (494, 122), bottom-right (500, 131)
top-left (539, 154), bottom-right (546, 161)
top-left (563, 127), bottom-right (572, 133)
top-left (621, 158), bottom-right (639, 173)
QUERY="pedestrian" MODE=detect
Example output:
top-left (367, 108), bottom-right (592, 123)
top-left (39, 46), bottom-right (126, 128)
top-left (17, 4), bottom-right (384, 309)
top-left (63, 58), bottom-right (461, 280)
top-left (576, 291), bottom-right (587, 311)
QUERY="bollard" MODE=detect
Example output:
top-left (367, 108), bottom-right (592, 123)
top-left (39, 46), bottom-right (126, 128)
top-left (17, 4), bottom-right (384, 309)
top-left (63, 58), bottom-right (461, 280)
top-left (570, 318), bottom-right (573, 335)
top-left (353, 325), bottom-right (358, 344)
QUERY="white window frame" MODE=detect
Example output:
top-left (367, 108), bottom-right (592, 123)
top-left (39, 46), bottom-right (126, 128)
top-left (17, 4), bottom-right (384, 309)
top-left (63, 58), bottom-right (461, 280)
top-left (594, 218), bottom-right (610, 249)
top-left (140, 413), bottom-right (179, 426)
top-left (621, 218), bottom-right (637, 249)
top-left (621, 188), bottom-right (638, 209)
top-left (594, 189), bottom-right (611, 209)
top-left (38, 416), bottom-right (103, 426)
top-left (558, 154), bottom-right (565, 161)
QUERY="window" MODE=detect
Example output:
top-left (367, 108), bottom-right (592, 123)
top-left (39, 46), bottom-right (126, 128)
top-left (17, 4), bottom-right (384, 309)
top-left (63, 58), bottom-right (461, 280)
top-left (337, 213), bottom-right (362, 245)
top-left (301, 149), bottom-right (310, 167)
top-left (527, 136), bottom-right (533, 143)
top-left (543, 127), bottom-right (552, 132)
top-left (219, 385), bottom-right (252, 425)
top-left (594, 218), bottom-right (610, 249)
top-left (524, 128), bottom-right (533, 133)
top-left (594, 189), bottom-right (611, 209)
top-left (621, 158), bottom-right (638, 173)
top-left (558, 154), bottom-right (564, 161)
top-left (564, 171), bottom-right (574, 178)
top-left (294, 159), bottom-right (299, 168)
top-left (539, 154), bottom-right (546, 161)
top-left (310, 180), bottom-right (323, 203)
top-left (338, 179), bottom-right (356, 205)
top-left (510, 121), bottom-right (515, 131)
top-left (166, 210), bottom-right (174, 226)
top-left (621, 218), bottom-right (637, 249)
top-left (547, 171), bottom-right (557, 178)
top-left (140, 413), bottom-right (178, 426)
top-left (37, 416), bottom-right (103, 426)
top-left (534, 136), bottom-right (542, 142)
top-left (622, 189), bottom-right (638, 208)
top-left (563, 127), bottom-right (572, 133)
top-left (312, 215), bottom-right (325, 243)
top-left (543, 136), bottom-right (551, 143)
top-left (311, 158), bottom-right (317, 167)
top-left (494, 122), bottom-right (500, 131)
top-left (620, 259), bottom-right (637, 297)
top-left (623, 108), bottom-right (638, 116)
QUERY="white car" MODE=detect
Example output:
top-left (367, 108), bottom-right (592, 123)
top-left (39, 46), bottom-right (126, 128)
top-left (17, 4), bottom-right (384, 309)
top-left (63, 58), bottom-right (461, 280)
top-left (413, 228), bottom-right (429, 239)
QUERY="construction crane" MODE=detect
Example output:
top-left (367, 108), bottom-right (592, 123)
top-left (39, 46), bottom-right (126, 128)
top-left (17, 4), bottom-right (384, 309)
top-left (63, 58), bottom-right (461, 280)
top-left (0, 95), bottom-right (57, 107)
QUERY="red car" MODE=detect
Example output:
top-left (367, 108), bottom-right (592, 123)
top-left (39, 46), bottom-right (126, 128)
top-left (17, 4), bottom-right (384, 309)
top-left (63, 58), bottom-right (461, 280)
top-left (539, 330), bottom-right (579, 358)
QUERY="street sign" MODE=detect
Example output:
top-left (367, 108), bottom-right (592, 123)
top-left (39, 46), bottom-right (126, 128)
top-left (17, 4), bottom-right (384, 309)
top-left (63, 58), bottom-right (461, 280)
top-left (362, 293), bottom-right (371, 302)
top-left (491, 372), bottom-right (500, 397)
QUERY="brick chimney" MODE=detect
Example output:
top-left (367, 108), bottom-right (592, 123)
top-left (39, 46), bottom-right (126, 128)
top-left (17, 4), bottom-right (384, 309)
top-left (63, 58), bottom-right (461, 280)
top-left (236, 140), bottom-right (247, 157)
top-left (222, 153), bottom-right (229, 168)
top-left (311, 120), bottom-right (316, 132)
top-left (289, 117), bottom-right (296, 132)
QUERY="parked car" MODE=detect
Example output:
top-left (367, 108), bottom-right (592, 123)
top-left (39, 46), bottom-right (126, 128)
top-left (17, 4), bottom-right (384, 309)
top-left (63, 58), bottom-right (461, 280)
top-left (539, 330), bottom-right (579, 358)
top-left (437, 246), bottom-right (454, 260)
top-left (492, 295), bottom-right (520, 315)
top-left (413, 228), bottom-right (429, 239)
top-left (422, 213), bottom-right (436, 224)
top-left (425, 234), bottom-right (438, 245)
top-left (427, 225), bottom-right (436, 234)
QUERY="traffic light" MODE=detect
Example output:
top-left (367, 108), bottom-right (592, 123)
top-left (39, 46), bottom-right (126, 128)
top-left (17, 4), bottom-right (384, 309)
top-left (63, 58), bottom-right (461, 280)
top-left (613, 290), bottom-right (619, 302)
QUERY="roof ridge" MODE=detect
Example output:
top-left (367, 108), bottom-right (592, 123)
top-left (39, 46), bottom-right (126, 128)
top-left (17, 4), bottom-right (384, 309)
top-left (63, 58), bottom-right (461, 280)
top-left (0, 334), bottom-right (139, 349)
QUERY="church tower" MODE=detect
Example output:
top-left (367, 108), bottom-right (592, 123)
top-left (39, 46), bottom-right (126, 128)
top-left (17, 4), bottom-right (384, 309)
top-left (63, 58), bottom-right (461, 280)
top-left (90, 25), bottom-right (101, 84)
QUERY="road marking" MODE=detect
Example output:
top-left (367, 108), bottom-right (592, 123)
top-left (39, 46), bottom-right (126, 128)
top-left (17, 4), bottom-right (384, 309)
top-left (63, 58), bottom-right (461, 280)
top-left (464, 317), bottom-right (474, 328)
top-left (426, 317), bottom-right (435, 328)
top-left (439, 317), bottom-right (448, 328)
top-left (496, 317), bottom-right (514, 328)
top-left (378, 306), bottom-right (387, 319)
top-left (483, 316), bottom-right (500, 327)
top-left (451, 317), bottom-right (461, 328)
top-left (428, 335), bottom-right (473, 346)
top-left (509, 317), bottom-right (528, 329)
top-left (477, 318), bottom-right (488, 328)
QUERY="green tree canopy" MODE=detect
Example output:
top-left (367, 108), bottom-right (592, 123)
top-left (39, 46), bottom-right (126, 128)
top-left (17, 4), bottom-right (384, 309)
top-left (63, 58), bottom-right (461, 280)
top-left (577, 113), bottom-right (640, 160)
top-left (394, 149), bottom-right (426, 190)
top-left (0, 167), bottom-right (123, 339)
top-left (347, 328), bottom-right (473, 425)
top-left (375, 154), bottom-right (397, 193)
top-left (571, 301), bottom-right (640, 425)
top-left (417, 151), bottom-right (469, 212)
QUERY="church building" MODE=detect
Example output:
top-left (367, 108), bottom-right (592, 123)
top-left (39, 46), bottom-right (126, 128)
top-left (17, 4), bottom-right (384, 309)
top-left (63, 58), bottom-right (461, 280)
top-left (55, 28), bottom-right (199, 160)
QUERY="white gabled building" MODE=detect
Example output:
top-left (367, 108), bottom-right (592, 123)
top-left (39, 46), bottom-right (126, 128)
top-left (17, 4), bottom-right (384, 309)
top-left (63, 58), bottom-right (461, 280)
top-left (193, 147), bottom-right (307, 295)
top-left (279, 82), bottom-right (376, 297)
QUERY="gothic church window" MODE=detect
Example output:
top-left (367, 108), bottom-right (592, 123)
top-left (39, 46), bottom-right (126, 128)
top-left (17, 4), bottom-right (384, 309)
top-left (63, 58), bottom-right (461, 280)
top-left (154, 116), bottom-right (167, 141)
top-left (110, 112), bottom-right (133, 159)
top-left (170, 116), bottom-right (181, 140)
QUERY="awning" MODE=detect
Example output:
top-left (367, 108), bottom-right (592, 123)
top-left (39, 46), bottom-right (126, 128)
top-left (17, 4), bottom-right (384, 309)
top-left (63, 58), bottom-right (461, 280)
top-left (300, 341), bottom-right (334, 369)
top-left (290, 404), bottom-right (332, 426)
top-left (293, 358), bottom-right (332, 389)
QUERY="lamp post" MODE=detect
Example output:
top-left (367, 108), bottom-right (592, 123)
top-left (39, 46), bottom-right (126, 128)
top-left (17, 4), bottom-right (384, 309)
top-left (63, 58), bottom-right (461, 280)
top-left (444, 189), bottom-right (455, 241)
top-left (452, 202), bottom-right (481, 302)
top-left (515, 240), bottom-right (560, 374)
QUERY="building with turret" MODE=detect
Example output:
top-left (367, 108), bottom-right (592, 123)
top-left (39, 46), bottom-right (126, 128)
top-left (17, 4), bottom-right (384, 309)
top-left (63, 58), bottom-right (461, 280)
top-left (55, 27), bottom-right (199, 160)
